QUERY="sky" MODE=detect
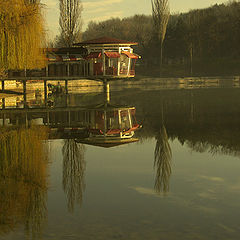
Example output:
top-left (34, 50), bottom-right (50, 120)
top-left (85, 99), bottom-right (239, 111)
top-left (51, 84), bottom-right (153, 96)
top-left (41, 0), bottom-right (227, 40)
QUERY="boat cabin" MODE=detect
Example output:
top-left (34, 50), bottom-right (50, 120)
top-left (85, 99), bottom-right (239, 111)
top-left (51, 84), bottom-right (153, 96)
top-left (74, 37), bottom-right (140, 78)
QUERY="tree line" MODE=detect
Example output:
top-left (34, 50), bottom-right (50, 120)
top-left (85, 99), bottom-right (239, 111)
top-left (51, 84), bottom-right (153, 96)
top-left (82, 1), bottom-right (240, 76)
top-left (1, 0), bottom-right (239, 77)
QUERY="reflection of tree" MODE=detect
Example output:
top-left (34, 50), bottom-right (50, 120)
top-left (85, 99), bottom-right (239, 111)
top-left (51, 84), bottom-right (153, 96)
top-left (62, 139), bottom-right (86, 212)
top-left (154, 125), bottom-right (172, 193)
top-left (0, 126), bottom-right (48, 238)
top-left (186, 140), bottom-right (240, 157)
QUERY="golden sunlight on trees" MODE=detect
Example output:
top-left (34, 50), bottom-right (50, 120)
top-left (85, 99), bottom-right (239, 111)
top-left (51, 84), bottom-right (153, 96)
top-left (0, 0), bottom-right (46, 71)
top-left (59, 0), bottom-right (83, 47)
top-left (152, 0), bottom-right (170, 73)
top-left (0, 126), bottom-right (49, 238)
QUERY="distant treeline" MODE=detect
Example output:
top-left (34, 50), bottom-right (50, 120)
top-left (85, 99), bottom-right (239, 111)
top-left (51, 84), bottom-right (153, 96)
top-left (83, 1), bottom-right (240, 76)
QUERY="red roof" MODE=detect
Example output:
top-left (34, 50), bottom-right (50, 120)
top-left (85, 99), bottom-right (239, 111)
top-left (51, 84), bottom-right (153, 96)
top-left (75, 37), bottom-right (138, 46)
top-left (104, 52), bottom-right (120, 58)
top-left (85, 51), bottom-right (121, 59)
top-left (85, 52), bottom-right (102, 59)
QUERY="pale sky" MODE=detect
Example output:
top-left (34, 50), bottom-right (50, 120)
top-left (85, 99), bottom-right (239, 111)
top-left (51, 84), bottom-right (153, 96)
top-left (41, 0), bottom-right (227, 40)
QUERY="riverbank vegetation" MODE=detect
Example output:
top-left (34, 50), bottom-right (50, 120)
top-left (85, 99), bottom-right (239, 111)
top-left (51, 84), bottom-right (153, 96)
top-left (0, 0), bottom-right (46, 73)
top-left (83, 1), bottom-right (240, 77)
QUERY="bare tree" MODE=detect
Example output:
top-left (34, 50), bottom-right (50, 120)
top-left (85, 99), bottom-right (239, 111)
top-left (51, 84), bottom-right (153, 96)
top-left (152, 0), bottom-right (170, 73)
top-left (62, 139), bottom-right (86, 212)
top-left (59, 0), bottom-right (83, 47)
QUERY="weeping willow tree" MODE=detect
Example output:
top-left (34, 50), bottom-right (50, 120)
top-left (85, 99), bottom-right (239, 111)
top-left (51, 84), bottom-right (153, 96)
top-left (0, 0), bottom-right (46, 73)
top-left (154, 125), bottom-right (172, 194)
top-left (62, 139), bottom-right (86, 212)
top-left (0, 126), bottom-right (49, 238)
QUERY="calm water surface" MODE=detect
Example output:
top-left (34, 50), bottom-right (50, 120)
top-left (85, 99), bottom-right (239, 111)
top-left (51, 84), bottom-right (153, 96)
top-left (1, 85), bottom-right (240, 239)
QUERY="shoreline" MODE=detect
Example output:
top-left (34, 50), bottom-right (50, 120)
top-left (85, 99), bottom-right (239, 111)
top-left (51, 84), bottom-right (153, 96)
top-left (1, 75), bottom-right (240, 98)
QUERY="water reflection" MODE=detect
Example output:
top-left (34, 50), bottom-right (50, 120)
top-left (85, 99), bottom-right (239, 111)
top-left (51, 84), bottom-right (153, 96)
top-left (3, 88), bottom-right (240, 198)
top-left (0, 87), bottom-right (142, 220)
top-left (0, 126), bottom-right (48, 239)
top-left (154, 125), bottom-right (172, 194)
top-left (4, 87), bottom-right (240, 197)
top-left (2, 86), bottom-right (240, 239)
top-left (62, 139), bottom-right (86, 212)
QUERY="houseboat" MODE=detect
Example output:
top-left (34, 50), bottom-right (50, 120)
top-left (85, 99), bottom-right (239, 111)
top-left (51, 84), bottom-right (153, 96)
top-left (74, 37), bottom-right (140, 78)
top-left (7, 37), bottom-right (140, 80)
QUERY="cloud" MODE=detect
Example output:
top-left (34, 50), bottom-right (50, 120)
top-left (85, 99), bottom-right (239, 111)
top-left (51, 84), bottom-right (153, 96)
top-left (85, 11), bottom-right (123, 22)
top-left (129, 187), bottom-right (160, 197)
top-left (197, 191), bottom-right (217, 200)
top-left (217, 223), bottom-right (237, 233)
top-left (193, 205), bottom-right (219, 214)
top-left (41, 0), bottom-right (58, 8)
top-left (83, 0), bottom-right (123, 8)
top-left (86, 7), bottom-right (108, 14)
top-left (200, 175), bottom-right (225, 182)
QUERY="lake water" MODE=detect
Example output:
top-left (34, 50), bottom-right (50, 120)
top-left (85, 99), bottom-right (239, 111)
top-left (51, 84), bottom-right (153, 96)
top-left (1, 83), bottom-right (240, 239)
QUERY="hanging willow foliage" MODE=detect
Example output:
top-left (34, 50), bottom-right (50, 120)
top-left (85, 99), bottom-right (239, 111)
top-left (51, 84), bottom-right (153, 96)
top-left (0, 126), bottom-right (49, 237)
top-left (0, 0), bottom-right (46, 70)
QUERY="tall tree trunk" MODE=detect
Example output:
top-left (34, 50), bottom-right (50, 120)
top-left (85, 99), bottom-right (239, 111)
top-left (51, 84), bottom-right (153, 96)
top-left (190, 44), bottom-right (193, 76)
top-left (160, 41), bottom-right (163, 75)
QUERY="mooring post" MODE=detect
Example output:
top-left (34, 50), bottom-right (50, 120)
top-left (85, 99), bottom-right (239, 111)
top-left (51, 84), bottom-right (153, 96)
top-left (67, 63), bottom-right (70, 77)
top-left (25, 112), bottom-right (28, 127)
top-left (44, 79), bottom-right (47, 104)
top-left (47, 111), bottom-right (50, 125)
top-left (65, 94), bottom-right (69, 108)
top-left (46, 65), bottom-right (48, 77)
top-left (103, 79), bottom-right (110, 103)
top-left (2, 99), bottom-right (6, 126)
top-left (1, 80), bottom-right (4, 91)
top-left (83, 62), bottom-right (86, 76)
top-left (2, 98), bottom-right (5, 109)
top-left (3, 114), bottom-right (6, 126)
top-left (23, 79), bottom-right (27, 108)
top-left (65, 79), bottom-right (68, 94)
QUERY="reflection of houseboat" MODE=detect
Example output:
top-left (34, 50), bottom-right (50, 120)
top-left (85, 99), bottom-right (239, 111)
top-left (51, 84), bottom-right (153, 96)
top-left (87, 104), bottom-right (140, 138)
top-left (45, 103), bottom-right (141, 145)
top-left (73, 103), bottom-right (141, 147)
top-left (0, 103), bottom-right (141, 147)
top-left (8, 37), bottom-right (140, 79)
